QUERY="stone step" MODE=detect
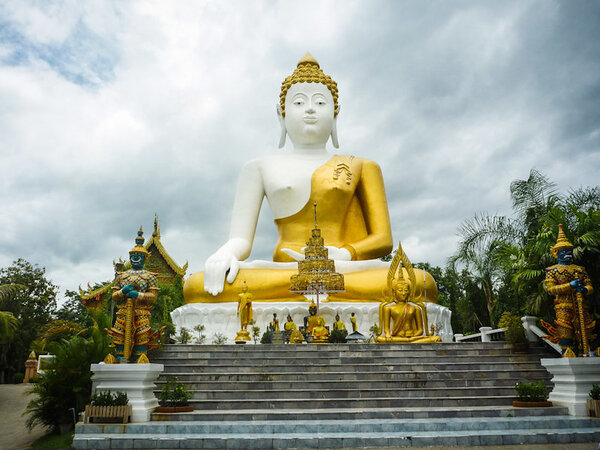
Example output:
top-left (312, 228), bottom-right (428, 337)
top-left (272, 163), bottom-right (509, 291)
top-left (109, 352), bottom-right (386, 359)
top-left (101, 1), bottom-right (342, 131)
top-left (186, 395), bottom-right (516, 410)
top-left (159, 342), bottom-right (519, 352)
top-left (78, 416), bottom-right (600, 434)
top-left (157, 361), bottom-right (544, 373)
top-left (153, 354), bottom-right (543, 365)
top-left (73, 416), bottom-right (600, 448)
top-left (70, 428), bottom-right (600, 448)
top-left (156, 368), bottom-right (551, 382)
top-left (154, 377), bottom-right (545, 390)
top-left (151, 405), bottom-right (570, 421)
top-left (155, 348), bottom-right (524, 358)
top-left (178, 385), bottom-right (517, 401)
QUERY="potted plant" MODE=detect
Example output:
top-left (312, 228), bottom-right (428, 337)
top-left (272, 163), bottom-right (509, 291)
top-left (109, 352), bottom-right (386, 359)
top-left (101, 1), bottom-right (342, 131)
top-left (498, 312), bottom-right (528, 352)
top-left (513, 381), bottom-right (552, 407)
top-left (156, 376), bottom-right (193, 413)
top-left (84, 391), bottom-right (131, 423)
top-left (587, 384), bottom-right (600, 417)
top-left (329, 328), bottom-right (348, 343)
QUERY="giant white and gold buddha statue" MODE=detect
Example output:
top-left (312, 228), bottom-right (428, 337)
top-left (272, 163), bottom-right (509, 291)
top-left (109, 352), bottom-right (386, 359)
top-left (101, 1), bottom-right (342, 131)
top-left (171, 53), bottom-right (453, 342)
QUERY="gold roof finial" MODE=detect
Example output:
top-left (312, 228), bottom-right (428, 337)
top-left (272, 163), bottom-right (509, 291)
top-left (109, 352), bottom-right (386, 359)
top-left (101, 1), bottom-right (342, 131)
top-left (313, 202), bottom-right (318, 228)
top-left (280, 52), bottom-right (339, 117)
top-left (153, 214), bottom-right (160, 238)
top-left (551, 224), bottom-right (574, 257)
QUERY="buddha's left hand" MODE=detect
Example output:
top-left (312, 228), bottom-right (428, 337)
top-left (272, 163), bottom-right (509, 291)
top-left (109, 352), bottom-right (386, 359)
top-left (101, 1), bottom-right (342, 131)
top-left (281, 246), bottom-right (352, 261)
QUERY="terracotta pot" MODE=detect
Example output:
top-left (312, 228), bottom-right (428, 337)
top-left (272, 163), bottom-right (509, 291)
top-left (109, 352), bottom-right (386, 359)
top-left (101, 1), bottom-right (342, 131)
top-left (155, 405), bottom-right (194, 413)
top-left (587, 399), bottom-right (600, 417)
top-left (84, 404), bottom-right (132, 423)
top-left (512, 400), bottom-right (552, 407)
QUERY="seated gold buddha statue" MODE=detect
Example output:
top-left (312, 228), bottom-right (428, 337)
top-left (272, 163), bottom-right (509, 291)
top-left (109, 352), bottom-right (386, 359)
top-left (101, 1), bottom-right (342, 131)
top-left (376, 243), bottom-right (441, 343)
top-left (333, 314), bottom-right (346, 331)
top-left (311, 316), bottom-right (329, 343)
top-left (183, 53), bottom-right (437, 305)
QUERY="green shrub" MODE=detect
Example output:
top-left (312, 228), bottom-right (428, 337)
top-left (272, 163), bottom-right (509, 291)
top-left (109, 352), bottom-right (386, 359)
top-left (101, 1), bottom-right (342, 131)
top-left (176, 327), bottom-right (192, 344)
top-left (514, 380), bottom-right (548, 402)
top-left (13, 372), bottom-right (24, 384)
top-left (260, 330), bottom-right (272, 344)
top-left (158, 376), bottom-right (191, 407)
top-left (329, 329), bottom-right (348, 343)
top-left (25, 325), bottom-right (111, 432)
top-left (590, 384), bottom-right (600, 400)
top-left (498, 312), bottom-right (527, 344)
top-left (90, 390), bottom-right (128, 406)
top-left (212, 333), bottom-right (227, 345)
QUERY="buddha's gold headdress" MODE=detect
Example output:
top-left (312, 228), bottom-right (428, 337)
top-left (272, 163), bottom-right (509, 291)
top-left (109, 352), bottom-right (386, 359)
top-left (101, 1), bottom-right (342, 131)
top-left (386, 242), bottom-right (416, 302)
top-left (280, 52), bottom-right (339, 117)
top-left (129, 226), bottom-right (150, 257)
top-left (551, 224), bottom-right (574, 258)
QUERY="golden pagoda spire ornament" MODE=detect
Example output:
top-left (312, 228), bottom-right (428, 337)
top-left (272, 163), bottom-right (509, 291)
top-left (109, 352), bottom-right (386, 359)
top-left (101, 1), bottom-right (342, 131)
top-left (289, 203), bottom-right (344, 314)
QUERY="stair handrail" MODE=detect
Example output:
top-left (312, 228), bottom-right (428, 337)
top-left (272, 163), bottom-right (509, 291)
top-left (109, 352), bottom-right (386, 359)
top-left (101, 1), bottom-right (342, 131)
top-left (455, 326), bottom-right (506, 342)
top-left (521, 316), bottom-right (562, 354)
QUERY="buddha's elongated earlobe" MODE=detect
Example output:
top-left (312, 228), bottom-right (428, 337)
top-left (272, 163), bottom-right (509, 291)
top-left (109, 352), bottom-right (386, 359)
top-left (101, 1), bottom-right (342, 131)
top-left (331, 114), bottom-right (339, 149)
top-left (277, 104), bottom-right (286, 149)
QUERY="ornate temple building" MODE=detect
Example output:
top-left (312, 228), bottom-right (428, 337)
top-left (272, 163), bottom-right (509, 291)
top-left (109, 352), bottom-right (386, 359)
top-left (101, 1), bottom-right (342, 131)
top-left (80, 216), bottom-right (187, 309)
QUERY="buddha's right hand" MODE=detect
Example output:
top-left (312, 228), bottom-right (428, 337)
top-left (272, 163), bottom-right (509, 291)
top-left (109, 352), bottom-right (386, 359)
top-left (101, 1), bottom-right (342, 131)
top-left (204, 251), bottom-right (240, 296)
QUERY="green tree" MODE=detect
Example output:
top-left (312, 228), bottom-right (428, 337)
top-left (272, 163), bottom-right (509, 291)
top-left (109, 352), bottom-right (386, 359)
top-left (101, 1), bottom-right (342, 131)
top-left (453, 170), bottom-right (600, 330)
top-left (0, 284), bottom-right (25, 343)
top-left (55, 290), bottom-right (93, 327)
top-left (0, 259), bottom-right (58, 384)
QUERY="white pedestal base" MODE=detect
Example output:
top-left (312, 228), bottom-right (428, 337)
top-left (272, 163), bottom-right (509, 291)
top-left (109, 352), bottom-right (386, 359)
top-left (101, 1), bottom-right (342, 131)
top-left (171, 301), bottom-right (453, 344)
top-left (90, 363), bottom-right (163, 423)
top-left (540, 357), bottom-right (600, 416)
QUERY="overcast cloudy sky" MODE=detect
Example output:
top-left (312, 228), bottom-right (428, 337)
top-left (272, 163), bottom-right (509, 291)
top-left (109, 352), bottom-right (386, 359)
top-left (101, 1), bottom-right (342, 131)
top-left (1, 1), bottom-right (599, 299)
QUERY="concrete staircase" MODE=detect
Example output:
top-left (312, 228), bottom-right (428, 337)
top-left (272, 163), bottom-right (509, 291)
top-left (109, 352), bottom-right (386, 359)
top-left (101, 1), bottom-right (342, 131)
top-left (73, 342), bottom-right (600, 448)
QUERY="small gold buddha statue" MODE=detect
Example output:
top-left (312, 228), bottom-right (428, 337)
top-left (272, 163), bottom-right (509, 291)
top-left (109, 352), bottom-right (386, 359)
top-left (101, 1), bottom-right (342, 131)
top-left (350, 312), bottom-right (357, 332)
top-left (311, 316), bottom-right (329, 343)
top-left (284, 314), bottom-right (297, 332)
top-left (270, 313), bottom-right (280, 332)
top-left (235, 281), bottom-right (252, 343)
top-left (305, 301), bottom-right (321, 333)
top-left (376, 243), bottom-right (441, 344)
top-left (289, 329), bottom-right (304, 344)
top-left (333, 313), bottom-right (346, 331)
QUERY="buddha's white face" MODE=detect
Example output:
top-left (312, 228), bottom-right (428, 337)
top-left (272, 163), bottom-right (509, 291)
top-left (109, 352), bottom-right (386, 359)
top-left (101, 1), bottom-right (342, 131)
top-left (284, 82), bottom-right (335, 147)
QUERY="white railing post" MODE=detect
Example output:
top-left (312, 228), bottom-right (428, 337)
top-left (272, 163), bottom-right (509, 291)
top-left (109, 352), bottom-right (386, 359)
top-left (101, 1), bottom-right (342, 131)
top-left (479, 327), bottom-right (492, 342)
top-left (521, 316), bottom-right (539, 343)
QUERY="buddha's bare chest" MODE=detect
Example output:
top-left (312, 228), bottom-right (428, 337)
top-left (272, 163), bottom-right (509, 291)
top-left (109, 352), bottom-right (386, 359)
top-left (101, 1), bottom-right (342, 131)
top-left (260, 156), bottom-right (328, 217)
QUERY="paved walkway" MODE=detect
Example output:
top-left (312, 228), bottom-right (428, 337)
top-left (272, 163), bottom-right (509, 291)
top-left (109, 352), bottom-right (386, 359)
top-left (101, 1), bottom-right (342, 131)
top-left (0, 384), bottom-right (47, 449)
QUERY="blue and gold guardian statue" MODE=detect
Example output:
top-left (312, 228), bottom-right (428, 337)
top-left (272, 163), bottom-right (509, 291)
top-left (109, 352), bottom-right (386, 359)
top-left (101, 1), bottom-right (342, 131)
top-left (105, 228), bottom-right (163, 363)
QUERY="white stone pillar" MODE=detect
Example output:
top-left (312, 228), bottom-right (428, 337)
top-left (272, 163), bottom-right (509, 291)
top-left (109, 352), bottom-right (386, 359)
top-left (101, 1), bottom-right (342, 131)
top-left (90, 363), bottom-right (163, 423)
top-left (521, 316), bottom-right (539, 343)
top-left (540, 357), bottom-right (600, 416)
top-left (479, 327), bottom-right (492, 342)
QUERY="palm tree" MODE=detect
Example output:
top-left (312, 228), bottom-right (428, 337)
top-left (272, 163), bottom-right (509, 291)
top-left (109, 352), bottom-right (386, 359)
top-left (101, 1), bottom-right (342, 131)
top-left (0, 284), bottom-right (26, 342)
top-left (453, 169), bottom-right (600, 317)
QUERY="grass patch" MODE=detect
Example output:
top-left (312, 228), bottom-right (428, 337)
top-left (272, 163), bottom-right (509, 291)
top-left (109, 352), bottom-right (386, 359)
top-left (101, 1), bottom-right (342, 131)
top-left (31, 431), bottom-right (73, 449)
